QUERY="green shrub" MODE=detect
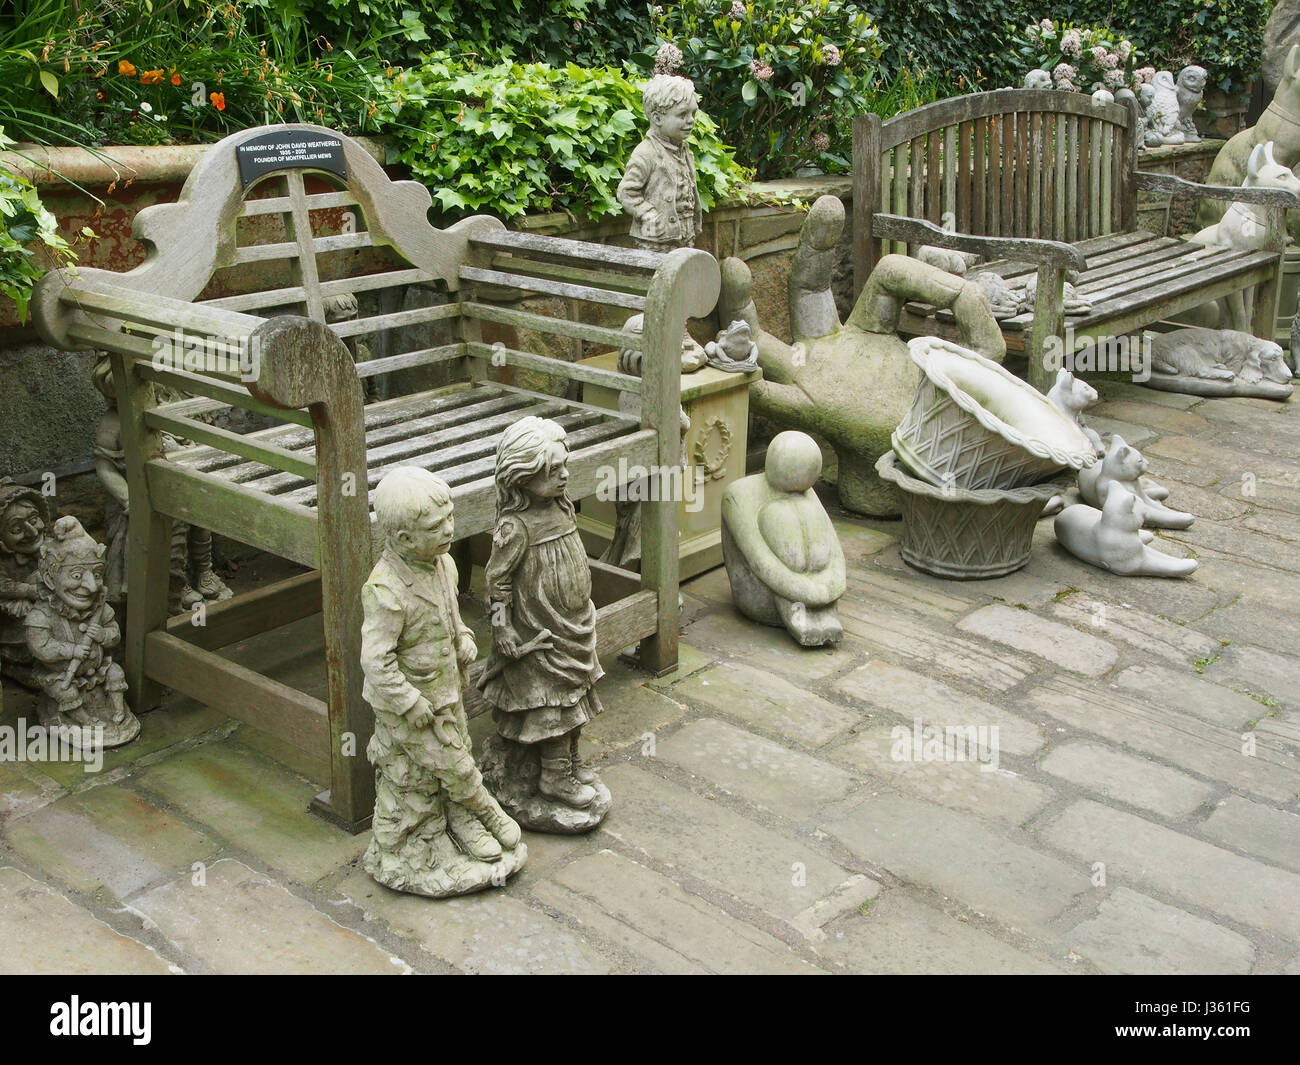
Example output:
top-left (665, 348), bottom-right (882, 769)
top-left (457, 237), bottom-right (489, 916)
top-left (0, 128), bottom-right (78, 322)
top-left (640, 0), bottom-right (883, 179)
top-left (378, 54), bottom-right (750, 220)
top-left (1010, 18), bottom-right (1140, 92)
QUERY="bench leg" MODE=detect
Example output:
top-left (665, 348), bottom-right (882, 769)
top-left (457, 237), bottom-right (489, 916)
top-left (637, 493), bottom-right (680, 676)
top-left (1027, 264), bottom-right (1066, 393)
top-left (123, 508), bottom-right (171, 713)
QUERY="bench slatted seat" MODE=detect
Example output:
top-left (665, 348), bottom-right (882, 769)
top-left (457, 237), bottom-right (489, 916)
top-left (33, 124), bottom-right (718, 831)
top-left (853, 89), bottom-right (1299, 391)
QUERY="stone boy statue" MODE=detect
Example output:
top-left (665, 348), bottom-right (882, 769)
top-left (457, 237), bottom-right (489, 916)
top-left (25, 516), bottom-right (140, 747)
top-left (478, 417), bottom-right (612, 832)
top-left (618, 74), bottom-right (703, 253)
top-left (360, 467), bottom-right (524, 898)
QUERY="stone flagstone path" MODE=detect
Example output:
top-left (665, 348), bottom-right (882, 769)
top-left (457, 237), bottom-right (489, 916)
top-left (1, 379), bottom-right (1297, 974)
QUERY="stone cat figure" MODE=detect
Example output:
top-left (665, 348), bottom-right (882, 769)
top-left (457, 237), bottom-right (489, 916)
top-left (1055, 487), bottom-right (1198, 578)
top-left (1078, 436), bottom-right (1193, 530)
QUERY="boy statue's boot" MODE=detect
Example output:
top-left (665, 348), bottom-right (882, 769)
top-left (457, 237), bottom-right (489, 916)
top-left (169, 524), bottom-right (202, 612)
top-left (538, 737), bottom-right (596, 808)
top-left (189, 527), bottom-right (233, 601)
top-left (451, 782), bottom-right (522, 851)
top-left (445, 801), bottom-right (503, 862)
top-left (569, 730), bottom-right (596, 785)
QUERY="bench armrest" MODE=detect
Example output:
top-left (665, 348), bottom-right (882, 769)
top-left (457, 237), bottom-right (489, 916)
top-left (873, 213), bottom-right (1086, 271)
top-left (1134, 171), bottom-right (1300, 209)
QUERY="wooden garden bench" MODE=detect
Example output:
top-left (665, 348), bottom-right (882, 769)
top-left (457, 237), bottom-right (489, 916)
top-left (32, 124), bottom-right (717, 831)
top-left (852, 89), bottom-right (1298, 391)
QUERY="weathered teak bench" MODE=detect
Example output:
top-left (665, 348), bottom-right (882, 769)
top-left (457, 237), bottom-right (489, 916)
top-left (33, 123), bottom-right (718, 831)
top-left (853, 89), bottom-right (1298, 391)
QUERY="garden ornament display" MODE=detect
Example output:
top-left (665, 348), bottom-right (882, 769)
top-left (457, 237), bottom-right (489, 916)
top-left (1201, 44), bottom-right (1300, 244)
top-left (1176, 65), bottom-right (1207, 142)
top-left (0, 479), bottom-right (48, 687)
top-left (1022, 70), bottom-right (1052, 90)
top-left (93, 355), bottom-right (233, 612)
top-left (1142, 70), bottom-right (1185, 146)
top-left (618, 74), bottom-right (702, 254)
top-left (1078, 435), bottom-right (1194, 530)
top-left (1091, 88), bottom-right (1115, 106)
top-left (24, 516), bottom-right (140, 747)
top-left (705, 319), bottom-right (759, 373)
top-left (720, 431), bottom-right (846, 647)
top-left (1054, 488), bottom-right (1198, 578)
top-left (1146, 326), bottom-right (1294, 400)
top-left (477, 417), bottom-right (611, 833)
top-left (717, 194), bottom-right (1005, 517)
top-left (360, 467), bottom-right (525, 898)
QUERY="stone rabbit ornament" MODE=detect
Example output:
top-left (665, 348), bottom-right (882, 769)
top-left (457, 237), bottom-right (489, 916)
top-left (477, 416), bottom-right (611, 833)
top-left (721, 431), bottom-right (847, 647)
top-left (1054, 487), bottom-right (1198, 578)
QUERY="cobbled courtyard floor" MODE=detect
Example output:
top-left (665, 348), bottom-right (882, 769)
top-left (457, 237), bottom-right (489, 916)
top-left (2, 378), bottom-right (1298, 974)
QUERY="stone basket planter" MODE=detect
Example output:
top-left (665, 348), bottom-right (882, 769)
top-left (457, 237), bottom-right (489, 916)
top-left (892, 337), bottom-right (1096, 491)
top-left (876, 450), bottom-right (1069, 579)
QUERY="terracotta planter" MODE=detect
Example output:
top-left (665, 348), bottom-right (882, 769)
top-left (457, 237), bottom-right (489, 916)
top-left (876, 450), bottom-right (1069, 579)
top-left (892, 337), bottom-right (1096, 491)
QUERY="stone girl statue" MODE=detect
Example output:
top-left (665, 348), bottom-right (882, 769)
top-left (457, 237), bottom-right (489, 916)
top-left (478, 416), bottom-right (612, 832)
top-left (0, 479), bottom-right (48, 686)
top-left (25, 516), bottom-right (140, 746)
top-left (92, 355), bottom-right (232, 612)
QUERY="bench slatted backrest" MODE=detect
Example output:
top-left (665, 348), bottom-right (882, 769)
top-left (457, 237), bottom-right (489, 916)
top-left (857, 89), bottom-right (1137, 268)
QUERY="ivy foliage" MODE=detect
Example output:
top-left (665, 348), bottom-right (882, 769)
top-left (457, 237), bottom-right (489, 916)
top-left (378, 54), bottom-right (750, 221)
top-left (0, 129), bottom-right (77, 322)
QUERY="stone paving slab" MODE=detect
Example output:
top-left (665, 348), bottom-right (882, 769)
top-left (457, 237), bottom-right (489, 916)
top-left (679, 611), bottom-right (848, 683)
top-left (1200, 797), bottom-right (1300, 874)
top-left (132, 859), bottom-right (407, 975)
top-left (1043, 800), bottom-right (1300, 943)
top-left (529, 850), bottom-right (822, 974)
top-left (1049, 594), bottom-right (1223, 665)
top-left (822, 792), bottom-right (1092, 935)
top-left (0, 867), bottom-right (175, 975)
top-left (1066, 887), bottom-right (1256, 975)
top-left (1039, 741), bottom-right (1214, 819)
top-left (957, 604), bottom-right (1119, 677)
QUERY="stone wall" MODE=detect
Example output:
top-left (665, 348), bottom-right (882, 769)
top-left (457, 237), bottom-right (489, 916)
top-left (1134, 141), bottom-right (1224, 237)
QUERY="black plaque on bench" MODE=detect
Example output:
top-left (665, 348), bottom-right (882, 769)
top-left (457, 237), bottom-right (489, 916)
top-left (236, 130), bottom-right (347, 188)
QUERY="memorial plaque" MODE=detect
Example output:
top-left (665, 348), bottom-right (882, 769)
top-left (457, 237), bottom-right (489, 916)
top-left (236, 130), bottom-right (347, 188)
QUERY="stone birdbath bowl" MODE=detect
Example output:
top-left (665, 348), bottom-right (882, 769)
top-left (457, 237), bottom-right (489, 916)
top-left (893, 337), bottom-right (1098, 491)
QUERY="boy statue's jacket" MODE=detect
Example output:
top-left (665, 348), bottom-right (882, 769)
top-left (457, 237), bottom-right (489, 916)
top-left (360, 547), bottom-right (471, 715)
top-left (617, 133), bottom-right (702, 247)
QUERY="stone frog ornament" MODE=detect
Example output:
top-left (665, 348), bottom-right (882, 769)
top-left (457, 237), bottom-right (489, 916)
top-left (359, 467), bottom-right (525, 898)
top-left (1078, 435), bottom-right (1194, 530)
top-left (705, 319), bottom-right (759, 373)
top-left (25, 516), bottom-right (140, 747)
top-left (721, 431), bottom-right (847, 647)
top-left (1146, 326), bottom-right (1294, 400)
top-left (477, 417), bottom-right (611, 833)
top-left (1055, 487), bottom-right (1198, 578)
top-left (0, 479), bottom-right (48, 687)
top-left (719, 194), bottom-right (1005, 517)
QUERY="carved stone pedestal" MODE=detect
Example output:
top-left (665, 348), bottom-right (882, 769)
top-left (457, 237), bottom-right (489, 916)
top-left (576, 352), bottom-right (759, 578)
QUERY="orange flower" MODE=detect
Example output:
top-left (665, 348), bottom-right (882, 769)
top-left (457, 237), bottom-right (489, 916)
top-left (96, 89), bottom-right (106, 101)
top-left (170, 68), bottom-right (180, 85)
top-left (118, 59), bottom-right (136, 76)
top-left (210, 91), bottom-right (226, 111)
top-left (140, 68), bottom-right (165, 85)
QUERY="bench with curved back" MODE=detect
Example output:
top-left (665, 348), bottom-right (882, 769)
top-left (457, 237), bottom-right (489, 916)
top-left (852, 89), bottom-right (1297, 390)
top-left (32, 123), bottom-right (718, 831)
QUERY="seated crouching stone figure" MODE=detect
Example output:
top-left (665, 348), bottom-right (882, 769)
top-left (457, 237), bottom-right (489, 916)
top-left (360, 467), bottom-right (524, 898)
top-left (25, 516), bottom-right (139, 747)
top-left (721, 431), bottom-right (846, 647)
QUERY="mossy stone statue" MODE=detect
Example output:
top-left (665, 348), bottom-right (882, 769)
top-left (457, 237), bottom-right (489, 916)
top-left (720, 194), bottom-right (1005, 517)
top-left (721, 431), bottom-right (846, 647)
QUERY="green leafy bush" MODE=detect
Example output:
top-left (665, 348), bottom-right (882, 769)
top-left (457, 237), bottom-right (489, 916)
top-left (641, 0), bottom-right (884, 179)
top-left (0, 129), bottom-right (77, 322)
top-left (378, 54), bottom-right (749, 220)
top-left (859, 0), bottom-right (1035, 88)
